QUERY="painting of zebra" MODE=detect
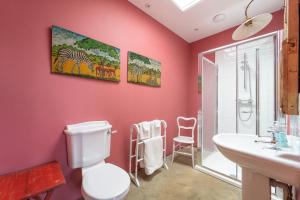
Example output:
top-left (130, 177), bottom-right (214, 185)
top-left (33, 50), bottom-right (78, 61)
top-left (51, 26), bottom-right (120, 82)
top-left (127, 51), bottom-right (161, 87)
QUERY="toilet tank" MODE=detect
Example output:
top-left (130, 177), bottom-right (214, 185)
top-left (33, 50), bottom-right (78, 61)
top-left (64, 121), bottom-right (112, 169)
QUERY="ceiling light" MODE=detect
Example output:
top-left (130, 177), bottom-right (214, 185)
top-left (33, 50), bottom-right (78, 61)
top-left (232, 0), bottom-right (272, 41)
top-left (171, 0), bottom-right (202, 12)
top-left (213, 14), bottom-right (226, 23)
top-left (145, 3), bottom-right (151, 8)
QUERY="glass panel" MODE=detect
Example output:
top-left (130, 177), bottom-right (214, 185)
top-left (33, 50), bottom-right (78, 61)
top-left (236, 42), bottom-right (257, 135)
top-left (202, 53), bottom-right (237, 178)
top-left (258, 37), bottom-right (275, 136)
top-left (200, 34), bottom-right (277, 183)
top-left (216, 47), bottom-right (237, 134)
top-left (215, 47), bottom-right (238, 178)
top-left (202, 56), bottom-right (217, 170)
top-left (236, 36), bottom-right (275, 136)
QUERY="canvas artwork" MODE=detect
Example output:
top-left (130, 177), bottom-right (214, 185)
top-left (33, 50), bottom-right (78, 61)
top-left (51, 26), bottom-right (120, 82)
top-left (127, 51), bottom-right (161, 87)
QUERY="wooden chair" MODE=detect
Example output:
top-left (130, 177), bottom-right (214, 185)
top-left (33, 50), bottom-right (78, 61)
top-left (171, 117), bottom-right (197, 168)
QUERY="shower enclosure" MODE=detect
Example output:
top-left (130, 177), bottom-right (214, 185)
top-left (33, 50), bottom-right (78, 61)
top-left (197, 32), bottom-right (280, 184)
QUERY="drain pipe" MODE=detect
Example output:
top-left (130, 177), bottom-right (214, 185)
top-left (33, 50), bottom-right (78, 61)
top-left (270, 179), bottom-right (293, 200)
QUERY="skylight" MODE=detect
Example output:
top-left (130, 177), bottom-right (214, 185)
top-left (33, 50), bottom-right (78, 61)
top-left (171, 0), bottom-right (202, 11)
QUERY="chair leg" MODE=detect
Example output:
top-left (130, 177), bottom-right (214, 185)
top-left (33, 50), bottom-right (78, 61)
top-left (191, 144), bottom-right (194, 168)
top-left (171, 141), bottom-right (175, 165)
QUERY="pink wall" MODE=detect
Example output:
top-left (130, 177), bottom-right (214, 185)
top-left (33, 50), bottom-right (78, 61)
top-left (0, 0), bottom-right (191, 198)
top-left (188, 10), bottom-right (284, 117)
top-left (0, 1), bottom-right (294, 198)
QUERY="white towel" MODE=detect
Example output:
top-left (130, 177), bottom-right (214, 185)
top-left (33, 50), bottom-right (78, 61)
top-left (151, 120), bottom-right (161, 137)
top-left (138, 121), bottom-right (151, 168)
top-left (143, 136), bottom-right (163, 175)
top-left (139, 121), bottom-right (151, 140)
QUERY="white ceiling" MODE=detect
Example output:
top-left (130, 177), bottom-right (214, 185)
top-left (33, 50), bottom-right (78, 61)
top-left (128, 0), bottom-right (284, 43)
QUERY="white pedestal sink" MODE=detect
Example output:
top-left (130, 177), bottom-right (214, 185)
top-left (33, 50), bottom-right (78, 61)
top-left (213, 134), bottom-right (300, 200)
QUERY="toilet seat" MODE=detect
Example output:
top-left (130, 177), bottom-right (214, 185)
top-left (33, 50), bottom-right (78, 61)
top-left (82, 163), bottom-right (130, 200)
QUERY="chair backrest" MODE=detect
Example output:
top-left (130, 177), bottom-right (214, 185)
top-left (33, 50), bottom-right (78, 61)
top-left (177, 116), bottom-right (197, 138)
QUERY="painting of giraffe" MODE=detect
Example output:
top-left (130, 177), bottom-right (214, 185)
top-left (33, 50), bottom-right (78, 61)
top-left (127, 51), bottom-right (161, 87)
top-left (51, 26), bottom-right (120, 82)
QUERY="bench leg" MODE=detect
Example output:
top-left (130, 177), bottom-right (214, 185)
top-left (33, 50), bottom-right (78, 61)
top-left (44, 190), bottom-right (53, 200)
top-left (31, 195), bottom-right (42, 200)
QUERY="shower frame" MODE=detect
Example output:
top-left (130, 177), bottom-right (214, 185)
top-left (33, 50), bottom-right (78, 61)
top-left (196, 31), bottom-right (280, 186)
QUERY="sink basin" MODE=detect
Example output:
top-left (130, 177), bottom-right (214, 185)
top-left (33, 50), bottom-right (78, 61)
top-left (277, 153), bottom-right (300, 162)
top-left (213, 134), bottom-right (300, 200)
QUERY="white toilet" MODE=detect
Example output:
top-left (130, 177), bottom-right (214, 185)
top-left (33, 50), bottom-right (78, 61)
top-left (64, 121), bottom-right (130, 200)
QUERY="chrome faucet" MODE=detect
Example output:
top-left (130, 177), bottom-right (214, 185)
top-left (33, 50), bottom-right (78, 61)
top-left (267, 129), bottom-right (277, 144)
top-left (254, 127), bottom-right (277, 144)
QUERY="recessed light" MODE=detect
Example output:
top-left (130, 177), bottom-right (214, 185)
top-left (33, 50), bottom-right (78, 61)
top-left (171, 0), bottom-right (203, 12)
top-left (213, 13), bottom-right (226, 23)
top-left (145, 3), bottom-right (151, 8)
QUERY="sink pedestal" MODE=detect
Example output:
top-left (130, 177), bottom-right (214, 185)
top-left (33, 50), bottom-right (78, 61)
top-left (242, 168), bottom-right (270, 200)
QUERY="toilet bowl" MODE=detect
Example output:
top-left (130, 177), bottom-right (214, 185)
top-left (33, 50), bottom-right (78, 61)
top-left (82, 163), bottom-right (130, 200)
top-left (64, 121), bottom-right (130, 200)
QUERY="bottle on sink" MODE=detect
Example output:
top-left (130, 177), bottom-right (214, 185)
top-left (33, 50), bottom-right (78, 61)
top-left (275, 122), bottom-right (289, 148)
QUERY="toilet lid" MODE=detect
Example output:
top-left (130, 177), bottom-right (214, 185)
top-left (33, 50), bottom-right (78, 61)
top-left (82, 163), bottom-right (130, 200)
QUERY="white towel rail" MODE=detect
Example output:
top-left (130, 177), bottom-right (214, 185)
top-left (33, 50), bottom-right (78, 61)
top-left (129, 120), bottom-right (168, 187)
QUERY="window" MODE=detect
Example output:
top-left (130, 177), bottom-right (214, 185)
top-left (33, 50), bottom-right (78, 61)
top-left (171, 0), bottom-right (202, 11)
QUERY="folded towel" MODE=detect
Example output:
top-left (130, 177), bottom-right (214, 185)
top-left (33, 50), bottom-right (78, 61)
top-left (138, 121), bottom-right (151, 168)
top-left (139, 121), bottom-right (151, 140)
top-left (143, 136), bottom-right (163, 175)
top-left (151, 120), bottom-right (161, 137)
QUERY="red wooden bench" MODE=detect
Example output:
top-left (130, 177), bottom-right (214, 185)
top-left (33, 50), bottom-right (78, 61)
top-left (0, 161), bottom-right (65, 200)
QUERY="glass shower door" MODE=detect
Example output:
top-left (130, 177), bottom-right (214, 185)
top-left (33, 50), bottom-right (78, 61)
top-left (236, 36), bottom-right (276, 138)
top-left (200, 34), bottom-right (277, 183)
top-left (215, 47), bottom-right (238, 179)
top-left (202, 56), bottom-right (237, 178)
top-left (235, 36), bottom-right (276, 180)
